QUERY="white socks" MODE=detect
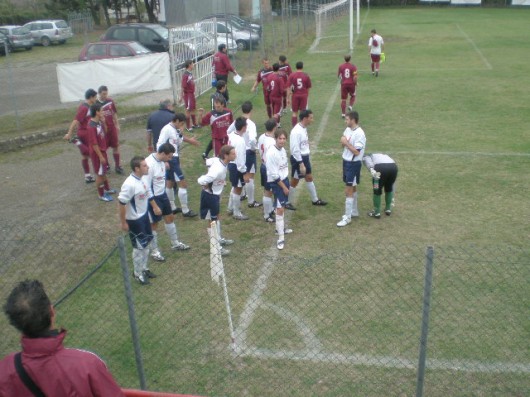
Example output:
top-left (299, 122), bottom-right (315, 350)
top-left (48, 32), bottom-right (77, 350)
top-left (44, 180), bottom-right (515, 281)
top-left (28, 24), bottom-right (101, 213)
top-left (232, 192), bottom-right (242, 215)
top-left (247, 179), bottom-right (255, 203)
top-left (177, 188), bottom-right (189, 213)
top-left (276, 214), bottom-right (285, 241)
top-left (306, 181), bottom-right (318, 202)
top-left (164, 222), bottom-right (179, 245)
top-left (288, 186), bottom-right (297, 203)
top-left (132, 247), bottom-right (149, 275)
top-left (263, 196), bottom-right (273, 218)
top-left (345, 197), bottom-right (354, 218)
top-left (166, 187), bottom-right (177, 211)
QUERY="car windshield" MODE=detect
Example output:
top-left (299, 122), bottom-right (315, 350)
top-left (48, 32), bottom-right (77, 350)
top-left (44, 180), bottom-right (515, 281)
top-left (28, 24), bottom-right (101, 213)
top-left (55, 20), bottom-right (68, 28)
top-left (13, 27), bottom-right (29, 34)
top-left (152, 25), bottom-right (168, 40)
top-left (130, 42), bottom-right (151, 54)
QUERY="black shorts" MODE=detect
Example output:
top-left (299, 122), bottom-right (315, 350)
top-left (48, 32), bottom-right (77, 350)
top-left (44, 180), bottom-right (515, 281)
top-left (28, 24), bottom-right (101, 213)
top-left (148, 193), bottom-right (172, 223)
top-left (290, 154), bottom-right (312, 179)
top-left (127, 212), bottom-right (153, 249)
top-left (373, 163), bottom-right (398, 195)
top-left (228, 163), bottom-right (245, 188)
top-left (200, 190), bottom-right (220, 220)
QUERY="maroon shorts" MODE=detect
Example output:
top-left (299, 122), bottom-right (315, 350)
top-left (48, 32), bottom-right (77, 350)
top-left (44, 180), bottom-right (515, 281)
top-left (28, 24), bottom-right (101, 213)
top-left (270, 96), bottom-right (283, 117)
top-left (183, 92), bottom-right (196, 111)
top-left (212, 136), bottom-right (229, 157)
top-left (105, 125), bottom-right (119, 149)
top-left (341, 84), bottom-right (356, 100)
top-left (291, 95), bottom-right (308, 113)
top-left (90, 151), bottom-right (107, 176)
top-left (263, 92), bottom-right (270, 106)
top-left (371, 54), bottom-right (381, 63)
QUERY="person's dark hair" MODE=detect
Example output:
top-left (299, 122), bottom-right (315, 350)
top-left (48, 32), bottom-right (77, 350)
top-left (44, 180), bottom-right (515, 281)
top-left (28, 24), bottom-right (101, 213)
top-left (274, 128), bottom-right (287, 140)
top-left (184, 59), bottom-right (193, 69)
top-left (85, 88), bottom-right (97, 100)
top-left (265, 118), bottom-right (277, 132)
top-left (159, 99), bottom-right (172, 110)
top-left (219, 145), bottom-right (234, 159)
top-left (299, 109), bottom-right (313, 121)
top-left (371, 29), bottom-right (377, 34)
top-left (296, 61), bottom-right (303, 70)
top-left (213, 97), bottom-right (226, 106)
top-left (218, 43), bottom-right (226, 52)
top-left (241, 101), bottom-right (252, 114)
top-left (97, 85), bottom-right (108, 94)
top-left (4, 279), bottom-right (52, 337)
top-left (158, 142), bottom-right (175, 154)
top-left (172, 113), bottom-right (186, 123)
top-left (90, 102), bottom-right (102, 117)
top-left (346, 110), bottom-right (359, 123)
top-left (272, 63), bottom-right (280, 72)
top-left (344, 54), bottom-right (351, 62)
top-left (130, 155), bottom-right (145, 171)
top-left (215, 80), bottom-right (226, 90)
top-left (279, 54), bottom-right (287, 63)
top-left (235, 117), bottom-right (247, 132)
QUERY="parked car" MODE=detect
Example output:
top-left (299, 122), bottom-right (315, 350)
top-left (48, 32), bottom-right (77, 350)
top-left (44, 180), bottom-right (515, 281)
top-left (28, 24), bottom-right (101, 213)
top-left (101, 23), bottom-right (169, 52)
top-left (23, 20), bottom-right (73, 46)
top-left (79, 41), bottom-right (151, 61)
top-left (0, 25), bottom-right (33, 51)
top-left (172, 28), bottom-right (214, 59)
top-left (204, 13), bottom-right (261, 37)
top-left (199, 19), bottom-right (259, 51)
top-left (0, 32), bottom-right (10, 55)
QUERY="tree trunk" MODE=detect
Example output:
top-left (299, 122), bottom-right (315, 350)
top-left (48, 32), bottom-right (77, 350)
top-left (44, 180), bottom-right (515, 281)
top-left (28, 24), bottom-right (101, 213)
top-left (102, 0), bottom-right (111, 27)
top-left (144, 0), bottom-right (157, 23)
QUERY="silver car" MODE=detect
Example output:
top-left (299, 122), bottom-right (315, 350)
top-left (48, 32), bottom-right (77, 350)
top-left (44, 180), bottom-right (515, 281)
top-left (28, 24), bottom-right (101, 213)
top-left (23, 19), bottom-right (73, 46)
top-left (0, 25), bottom-right (34, 51)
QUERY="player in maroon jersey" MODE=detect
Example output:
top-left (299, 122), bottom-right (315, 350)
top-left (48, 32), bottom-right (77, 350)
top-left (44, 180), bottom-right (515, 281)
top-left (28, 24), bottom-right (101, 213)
top-left (287, 61), bottom-right (312, 127)
top-left (212, 44), bottom-right (238, 103)
top-left (278, 55), bottom-right (292, 111)
top-left (64, 88), bottom-right (97, 183)
top-left (181, 60), bottom-right (199, 131)
top-left (86, 103), bottom-right (115, 202)
top-left (97, 86), bottom-right (123, 174)
top-left (337, 55), bottom-right (358, 118)
top-left (267, 63), bottom-right (285, 125)
top-left (251, 58), bottom-right (274, 118)
top-left (198, 97), bottom-right (234, 156)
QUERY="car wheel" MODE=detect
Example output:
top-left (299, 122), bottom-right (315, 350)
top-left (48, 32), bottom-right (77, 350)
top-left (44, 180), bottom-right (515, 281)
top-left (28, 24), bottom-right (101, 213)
top-left (41, 37), bottom-right (51, 46)
top-left (236, 40), bottom-right (248, 51)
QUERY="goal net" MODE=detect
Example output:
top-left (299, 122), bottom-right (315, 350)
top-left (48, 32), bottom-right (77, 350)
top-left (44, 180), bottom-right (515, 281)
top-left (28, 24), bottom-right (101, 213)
top-left (309, 0), bottom-right (354, 54)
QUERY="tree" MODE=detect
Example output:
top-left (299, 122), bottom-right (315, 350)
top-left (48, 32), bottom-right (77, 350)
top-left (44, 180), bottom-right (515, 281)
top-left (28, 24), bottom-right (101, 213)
top-left (143, 0), bottom-right (156, 23)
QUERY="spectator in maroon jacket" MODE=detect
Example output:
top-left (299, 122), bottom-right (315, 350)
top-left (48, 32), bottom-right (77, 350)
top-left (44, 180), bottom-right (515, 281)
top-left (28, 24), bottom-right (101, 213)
top-left (0, 279), bottom-right (124, 397)
top-left (212, 43), bottom-right (239, 104)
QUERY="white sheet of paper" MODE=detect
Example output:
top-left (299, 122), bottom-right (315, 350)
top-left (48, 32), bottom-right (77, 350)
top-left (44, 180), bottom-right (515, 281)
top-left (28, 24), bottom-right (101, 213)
top-left (233, 74), bottom-right (242, 85)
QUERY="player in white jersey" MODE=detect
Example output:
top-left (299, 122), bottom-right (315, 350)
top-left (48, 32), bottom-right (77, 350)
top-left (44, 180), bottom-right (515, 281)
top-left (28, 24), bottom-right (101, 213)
top-left (363, 153), bottom-right (398, 218)
top-left (288, 109), bottom-right (327, 209)
top-left (227, 117), bottom-right (250, 220)
top-left (257, 119), bottom-right (278, 222)
top-left (337, 111), bottom-right (366, 227)
top-left (267, 129), bottom-right (292, 250)
top-left (368, 28), bottom-right (385, 77)
top-left (144, 143), bottom-right (191, 263)
top-left (118, 156), bottom-right (155, 285)
top-left (198, 145), bottom-right (237, 255)
top-left (157, 113), bottom-right (200, 218)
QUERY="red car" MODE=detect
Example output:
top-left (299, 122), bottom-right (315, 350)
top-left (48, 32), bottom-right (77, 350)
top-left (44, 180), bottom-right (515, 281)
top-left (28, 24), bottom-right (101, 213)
top-left (79, 41), bottom-right (151, 61)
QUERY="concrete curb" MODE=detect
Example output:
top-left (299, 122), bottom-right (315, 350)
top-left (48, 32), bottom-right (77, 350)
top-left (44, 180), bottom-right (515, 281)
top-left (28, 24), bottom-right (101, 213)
top-left (0, 113), bottom-right (149, 153)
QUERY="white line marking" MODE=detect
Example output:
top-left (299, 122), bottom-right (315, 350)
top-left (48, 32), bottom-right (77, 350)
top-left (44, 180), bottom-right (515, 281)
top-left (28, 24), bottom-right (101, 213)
top-left (313, 150), bottom-right (530, 158)
top-left (456, 24), bottom-right (493, 70)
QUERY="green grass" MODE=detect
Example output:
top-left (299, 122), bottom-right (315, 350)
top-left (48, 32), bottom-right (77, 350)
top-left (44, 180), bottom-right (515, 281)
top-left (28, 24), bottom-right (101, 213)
top-left (1, 7), bottom-right (529, 397)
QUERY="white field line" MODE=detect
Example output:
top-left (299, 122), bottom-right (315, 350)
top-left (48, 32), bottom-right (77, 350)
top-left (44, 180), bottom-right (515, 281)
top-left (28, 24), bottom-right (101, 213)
top-left (456, 23), bottom-right (493, 70)
top-left (313, 149), bottom-right (530, 158)
top-left (237, 348), bottom-right (530, 374)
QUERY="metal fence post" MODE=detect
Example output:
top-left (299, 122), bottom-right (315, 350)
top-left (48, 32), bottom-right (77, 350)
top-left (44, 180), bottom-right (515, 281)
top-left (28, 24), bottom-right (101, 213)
top-left (416, 246), bottom-right (434, 397)
top-left (118, 235), bottom-right (147, 390)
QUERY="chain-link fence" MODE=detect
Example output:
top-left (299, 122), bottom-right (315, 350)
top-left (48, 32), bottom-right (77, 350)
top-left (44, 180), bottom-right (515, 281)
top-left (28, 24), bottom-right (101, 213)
top-left (1, 220), bottom-right (528, 396)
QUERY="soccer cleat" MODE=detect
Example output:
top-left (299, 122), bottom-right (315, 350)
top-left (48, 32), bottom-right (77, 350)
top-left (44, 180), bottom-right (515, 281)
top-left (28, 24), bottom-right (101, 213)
top-left (115, 166), bottom-right (124, 174)
top-left (348, 105), bottom-right (353, 112)
top-left (192, 125), bottom-right (201, 129)
top-left (69, 136), bottom-right (80, 144)
top-left (220, 247), bottom-right (230, 256)
top-left (99, 193), bottom-right (113, 202)
top-left (285, 203), bottom-right (296, 211)
top-left (201, 153), bottom-right (208, 162)
top-left (264, 216), bottom-right (275, 223)
top-left (248, 201), bottom-right (263, 208)
top-left (85, 175), bottom-right (96, 184)
top-left (144, 269), bottom-right (157, 279)
top-left (172, 207), bottom-right (182, 214)
top-left (104, 188), bottom-right (117, 195)
top-left (391, 198), bottom-right (395, 208)
top-left (182, 210), bottom-right (198, 218)
top-left (219, 238), bottom-right (234, 246)
top-left (337, 215), bottom-right (352, 227)
top-left (312, 199), bottom-right (328, 206)
top-left (172, 241), bottom-right (190, 251)
top-left (134, 272), bottom-right (150, 285)
top-left (385, 210), bottom-right (392, 216)
top-left (240, 194), bottom-right (248, 201)
top-left (375, 71), bottom-right (379, 77)
top-left (226, 209), bottom-right (234, 215)
top-left (368, 210), bottom-right (381, 219)
top-left (277, 240), bottom-right (285, 250)
top-left (150, 251), bottom-right (166, 262)
top-left (341, 114), bottom-right (345, 119)
top-left (233, 213), bottom-right (249, 220)
top-left (186, 128), bottom-right (194, 132)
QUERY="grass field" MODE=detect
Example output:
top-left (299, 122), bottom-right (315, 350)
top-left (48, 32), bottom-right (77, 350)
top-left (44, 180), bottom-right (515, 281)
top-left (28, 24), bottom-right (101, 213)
top-left (1, 6), bottom-right (529, 397)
